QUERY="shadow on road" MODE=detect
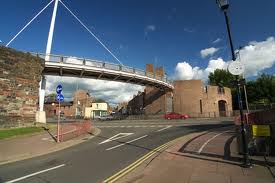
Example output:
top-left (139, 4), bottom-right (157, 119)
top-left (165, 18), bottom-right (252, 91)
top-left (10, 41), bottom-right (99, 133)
top-left (177, 129), bottom-right (275, 167)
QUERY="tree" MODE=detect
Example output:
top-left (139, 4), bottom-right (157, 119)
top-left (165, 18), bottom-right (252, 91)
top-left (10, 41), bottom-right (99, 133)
top-left (208, 69), bottom-right (235, 87)
top-left (45, 93), bottom-right (57, 103)
top-left (47, 93), bottom-right (56, 97)
top-left (246, 81), bottom-right (261, 103)
top-left (93, 98), bottom-right (106, 103)
top-left (254, 74), bottom-right (275, 103)
top-left (208, 70), bottom-right (275, 109)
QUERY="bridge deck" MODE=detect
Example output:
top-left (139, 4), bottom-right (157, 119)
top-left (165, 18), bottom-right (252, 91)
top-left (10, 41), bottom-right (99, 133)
top-left (32, 53), bottom-right (174, 90)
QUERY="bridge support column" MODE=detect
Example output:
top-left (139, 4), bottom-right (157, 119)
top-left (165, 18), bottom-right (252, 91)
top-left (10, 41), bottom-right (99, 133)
top-left (36, 76), bottom-right (46, 123)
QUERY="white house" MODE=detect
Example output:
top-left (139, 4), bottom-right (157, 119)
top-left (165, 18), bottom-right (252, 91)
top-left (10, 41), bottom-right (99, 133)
top-left (85, 102), bottom-right (108, 118)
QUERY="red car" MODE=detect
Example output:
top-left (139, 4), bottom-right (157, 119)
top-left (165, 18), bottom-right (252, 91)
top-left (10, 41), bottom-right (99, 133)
top-left (164, 112), bottom-right (189, 120)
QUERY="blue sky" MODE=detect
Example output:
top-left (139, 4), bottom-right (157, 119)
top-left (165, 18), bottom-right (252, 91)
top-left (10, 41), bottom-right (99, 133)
top-left (1, 0), bottom-right (275, 104)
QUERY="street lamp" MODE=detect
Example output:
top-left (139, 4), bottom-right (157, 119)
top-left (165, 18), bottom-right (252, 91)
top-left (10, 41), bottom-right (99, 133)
top-left (236, 47), bottom-right (249, 114)
top-left (216, 0), bottom-right (252, 168)
top-left (217, 0), bottom-right (229, 10)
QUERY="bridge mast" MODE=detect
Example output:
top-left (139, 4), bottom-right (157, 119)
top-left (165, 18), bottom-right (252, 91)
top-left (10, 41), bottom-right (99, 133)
top-left (37, 0), bottom-right (59, 123)
top-left (45, 0), bottom-right (59, 61)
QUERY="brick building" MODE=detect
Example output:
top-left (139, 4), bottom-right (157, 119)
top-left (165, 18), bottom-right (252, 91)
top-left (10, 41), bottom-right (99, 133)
top-left (173, 80), bottom-right (232, 117)
top-left (44, 89), bottom-right (92, 118)
top-left (127, 64), bottom-right (232, 117)
top-left (127, 64), bottom-right (173, 115)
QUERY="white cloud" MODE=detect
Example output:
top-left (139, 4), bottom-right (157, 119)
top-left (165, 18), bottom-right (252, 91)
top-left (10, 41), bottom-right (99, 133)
top-left (174, 37), bottom-right (275, 82)
top-left (200, 47), bottom-right (219, 58)
top-left (145, 25), bottom-right (156, 36)
top-left (184, 28), bottom-right (194, 33)
top-left (174, 58), bottom-right (227, 82)
top-left (146, 25), bottom-right (156, 31)
top-left (45, 76), bottom-right (144, 105)
top-left (238, 37), bottom-right (275, 76)
top-left (213, 38), bottom-right (222, 44)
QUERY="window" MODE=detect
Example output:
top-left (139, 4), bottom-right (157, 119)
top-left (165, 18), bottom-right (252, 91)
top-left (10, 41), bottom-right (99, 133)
top-left (200, 99), bottom-right (203, 114)
top-left (204, 86), bottom-right (208, 93)
top-left (217, 86), bottom-right (225, 94)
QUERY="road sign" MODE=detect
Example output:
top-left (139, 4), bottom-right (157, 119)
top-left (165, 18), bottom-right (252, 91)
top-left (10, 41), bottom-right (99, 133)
top-left (252, 125), bottom-right (271, 137)
top-left (228, 61), bottom-right (245, 76)
top-left (56, 84), bottom-right (63, 94)
top-left (56, 94), bottom-right (64, 102)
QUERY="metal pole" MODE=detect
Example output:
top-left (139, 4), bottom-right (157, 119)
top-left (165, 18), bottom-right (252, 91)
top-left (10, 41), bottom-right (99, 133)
top-left (223, 10), bottom-right (251, 168)
top-left (57, 100), bottom-right (60, 143)
top-left (243, 84), bottom-right (249, 113)
top-left (224, 11), bottom-right (236, 61)
top-left (45, 0), bottom-right (59, 61)
top-left (238, 48), bottom-right (250, 113)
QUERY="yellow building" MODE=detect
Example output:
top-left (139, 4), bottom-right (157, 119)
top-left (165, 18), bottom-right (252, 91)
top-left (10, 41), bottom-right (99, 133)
top-left (85, 102), bottom-right (108, 119)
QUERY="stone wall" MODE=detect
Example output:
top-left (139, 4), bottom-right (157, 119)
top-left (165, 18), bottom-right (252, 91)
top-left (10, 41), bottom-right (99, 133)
top-left (127, 64), bottom-right (171, 115)
top-left (0, 47), bottom-right (44, 127)
top-left (173, 80), bottom-right (233, 117)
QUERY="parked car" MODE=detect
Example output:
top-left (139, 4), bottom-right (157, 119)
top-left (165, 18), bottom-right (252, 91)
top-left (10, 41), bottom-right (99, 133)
top-left (99, 115), bottom-right (114, 121)
top-left (164, 112), bottom-right (189, 120)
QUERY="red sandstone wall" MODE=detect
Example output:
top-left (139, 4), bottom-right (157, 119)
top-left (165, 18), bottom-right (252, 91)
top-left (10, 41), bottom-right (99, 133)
top-left (0, 47), bottom-right (44, 127)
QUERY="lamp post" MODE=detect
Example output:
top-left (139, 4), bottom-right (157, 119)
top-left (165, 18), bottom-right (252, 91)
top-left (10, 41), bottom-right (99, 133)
top-left (236, 47), bottom-right (249, 113)
top-left (216, 0), bottom-right (252, 168)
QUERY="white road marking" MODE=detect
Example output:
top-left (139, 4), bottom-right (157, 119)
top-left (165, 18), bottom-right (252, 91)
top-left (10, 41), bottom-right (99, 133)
top-left (157, 125), bottom-right (172, 132)
top-left (106, 135), bottom-right (148, 151)
top-left (5, 164), bottom-right (65, 183)
top-left (96, 125), bottom-right (176, 128)
top-left (99, 133), bottom-right (133, 144)
top-left (197, 130), bottom-right (232, 154)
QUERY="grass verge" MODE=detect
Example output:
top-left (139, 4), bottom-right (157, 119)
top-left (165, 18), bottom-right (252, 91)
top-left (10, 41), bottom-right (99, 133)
top-left (0, 127), bottom-right (44, 140)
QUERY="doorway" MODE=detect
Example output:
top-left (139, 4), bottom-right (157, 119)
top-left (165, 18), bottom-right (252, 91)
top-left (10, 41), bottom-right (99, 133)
top-left (218, 100), bottom-right (227, 117)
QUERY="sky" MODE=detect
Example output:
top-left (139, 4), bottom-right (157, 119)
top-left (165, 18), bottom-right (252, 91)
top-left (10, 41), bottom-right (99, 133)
top-left (1, 0), bottom-right (275, 105)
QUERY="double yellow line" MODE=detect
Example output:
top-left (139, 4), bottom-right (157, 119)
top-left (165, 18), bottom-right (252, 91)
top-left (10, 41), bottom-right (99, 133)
top-left (103, 137), bottom-right (182, 183)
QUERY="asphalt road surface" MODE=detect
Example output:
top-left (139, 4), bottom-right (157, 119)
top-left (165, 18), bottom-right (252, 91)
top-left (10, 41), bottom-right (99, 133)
top-left (0, 118), bottom-right (233, 183)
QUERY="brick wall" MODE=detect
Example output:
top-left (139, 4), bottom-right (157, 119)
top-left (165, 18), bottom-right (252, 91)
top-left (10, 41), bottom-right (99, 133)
top-left (0, 47), bottom-right (44, 127)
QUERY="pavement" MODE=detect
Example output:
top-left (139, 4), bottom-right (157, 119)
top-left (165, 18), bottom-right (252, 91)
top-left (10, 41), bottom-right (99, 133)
top-left (0, 125), bottom-right (101, 165)
top-left (116, 126), bottom-right (275, 183)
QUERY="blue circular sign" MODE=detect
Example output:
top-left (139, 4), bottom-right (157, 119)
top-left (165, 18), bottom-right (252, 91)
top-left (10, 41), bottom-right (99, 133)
top-left (56, 84), bottom-right (62, 94)
top-left (56, 94), bottom-right (64, 102)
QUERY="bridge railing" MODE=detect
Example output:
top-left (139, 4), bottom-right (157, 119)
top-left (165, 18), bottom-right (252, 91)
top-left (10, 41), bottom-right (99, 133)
top-left (31, 53), bottom-right (171, 84)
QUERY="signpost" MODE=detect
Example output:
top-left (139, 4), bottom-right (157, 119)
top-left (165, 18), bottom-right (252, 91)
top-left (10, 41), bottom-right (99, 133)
top-left (56, 84), bottom-right (64, 143)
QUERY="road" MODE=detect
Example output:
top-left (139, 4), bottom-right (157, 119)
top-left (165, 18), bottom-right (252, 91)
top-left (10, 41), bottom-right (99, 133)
top-left (0, 119), bottom-right (233, 183)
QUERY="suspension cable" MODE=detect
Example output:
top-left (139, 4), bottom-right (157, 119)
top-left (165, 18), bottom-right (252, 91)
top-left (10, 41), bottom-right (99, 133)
top-left (6, 0), bottom-right (54, 47)
top-left (59, 0), bottom-right (123, 65)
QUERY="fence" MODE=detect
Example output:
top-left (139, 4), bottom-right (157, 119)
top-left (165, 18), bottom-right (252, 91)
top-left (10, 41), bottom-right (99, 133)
top-left (113, 111), bottom-right (235, 120)
top-left (187, 111), bottom-right (234, 118)
top-left (55, 120), bottom-right (92, 142)
top-left (248, 103), bottom-right (275, 111)
top-left (234, 109), bottom-right (275, 155)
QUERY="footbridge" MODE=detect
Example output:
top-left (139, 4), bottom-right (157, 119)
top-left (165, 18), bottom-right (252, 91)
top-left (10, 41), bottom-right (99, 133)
top-left (32, 53), bottom-right (174, 90)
